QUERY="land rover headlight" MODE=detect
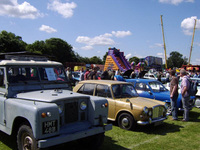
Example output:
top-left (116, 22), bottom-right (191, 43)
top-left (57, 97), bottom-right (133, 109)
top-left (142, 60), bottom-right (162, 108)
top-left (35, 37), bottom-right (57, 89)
top-left (143, 106), bottom-right (149, 114)
top-left (80, 101), bottom-right (87, 110)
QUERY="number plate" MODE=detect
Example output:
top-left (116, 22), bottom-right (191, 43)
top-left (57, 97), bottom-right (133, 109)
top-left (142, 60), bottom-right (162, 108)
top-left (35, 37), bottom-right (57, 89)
top-left (42, 120), bottom-right (58, 134)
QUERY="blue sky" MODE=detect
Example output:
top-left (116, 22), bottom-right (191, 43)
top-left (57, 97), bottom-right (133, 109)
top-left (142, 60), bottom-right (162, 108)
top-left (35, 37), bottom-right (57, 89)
top-left (1, 0), bottom-right (200, 65)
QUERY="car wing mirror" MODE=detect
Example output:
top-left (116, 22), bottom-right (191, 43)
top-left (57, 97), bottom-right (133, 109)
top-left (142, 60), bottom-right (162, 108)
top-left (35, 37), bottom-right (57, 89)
top-left (148, 91), bottom-right (153, 95)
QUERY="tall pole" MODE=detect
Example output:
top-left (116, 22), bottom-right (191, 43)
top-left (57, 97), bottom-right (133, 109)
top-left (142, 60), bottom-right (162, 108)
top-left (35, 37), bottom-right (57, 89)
top-left (160, 15), bottom-right (167, 69)
top-left (188, 19), bottom-right (197, 65)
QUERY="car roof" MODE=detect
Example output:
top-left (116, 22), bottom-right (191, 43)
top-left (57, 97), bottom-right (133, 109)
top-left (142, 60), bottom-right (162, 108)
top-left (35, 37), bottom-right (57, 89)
top-left (78, 80), bottom-right (130, 86)
top-left (191, 78), bottom-right (200, 81)
top-left (126, 78), bottom-right (158, 83)
top-left (0, 60), bottom-right (62, 66)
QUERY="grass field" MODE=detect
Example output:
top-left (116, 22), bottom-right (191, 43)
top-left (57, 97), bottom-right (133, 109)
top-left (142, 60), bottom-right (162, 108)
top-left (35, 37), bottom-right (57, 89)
top-left (0, 108), bottom-right (200, 150)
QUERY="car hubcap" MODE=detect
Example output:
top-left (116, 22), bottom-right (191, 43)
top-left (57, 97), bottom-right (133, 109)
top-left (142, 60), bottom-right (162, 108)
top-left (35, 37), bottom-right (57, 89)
top-left (121, 117), bottom-right (129, 127)
top-left (23, 136), bottom-right (33, 150)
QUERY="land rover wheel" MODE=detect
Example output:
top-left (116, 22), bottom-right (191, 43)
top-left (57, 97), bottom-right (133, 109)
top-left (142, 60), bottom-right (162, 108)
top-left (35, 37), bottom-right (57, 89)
top-left (118, 113), bottom-right (136, 130)
top-left (17, 125), bottom-right (38, 150)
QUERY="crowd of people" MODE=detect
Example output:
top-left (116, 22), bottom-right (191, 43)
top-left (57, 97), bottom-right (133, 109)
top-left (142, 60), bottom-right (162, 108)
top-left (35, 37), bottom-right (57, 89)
top-left (66, 66), bottom-right (200, 83)
top-left (66, 67), bottom-right (126, 82)
top-left (169, 69), bottom-right (199, 122)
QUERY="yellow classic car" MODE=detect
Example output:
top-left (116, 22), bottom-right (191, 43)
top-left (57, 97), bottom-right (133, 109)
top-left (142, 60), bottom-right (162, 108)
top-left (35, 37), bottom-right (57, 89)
top-left (73, 80), bottom-right (168, 130)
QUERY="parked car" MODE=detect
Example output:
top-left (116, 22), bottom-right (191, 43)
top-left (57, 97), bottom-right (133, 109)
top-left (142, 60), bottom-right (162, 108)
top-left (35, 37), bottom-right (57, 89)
top-left (143, 73), bottom-right (166, 83)
top-left (190, 78), bottom-right (200, 97)
top-left (125, 79), bottom-right (196, 114)
top-left (72, 71), bottom-right (81, 85)
top-left (191, 78), bottom-right (200, 108)
top-left (73, 80), bottom-right (168, 130)
top-left (0, 53), bottom-right (112, 149)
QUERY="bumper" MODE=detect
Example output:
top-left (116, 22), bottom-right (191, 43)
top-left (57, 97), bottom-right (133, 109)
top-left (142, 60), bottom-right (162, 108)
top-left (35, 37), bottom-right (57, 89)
top-left (137, 117), bottom-right (167, 125)
top-left (38, 124), bottom-right (112, 148)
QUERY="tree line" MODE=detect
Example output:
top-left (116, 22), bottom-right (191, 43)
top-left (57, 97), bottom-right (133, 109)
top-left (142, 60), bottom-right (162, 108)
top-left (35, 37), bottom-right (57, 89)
top-left (0, 30), bottom-right (188, 68)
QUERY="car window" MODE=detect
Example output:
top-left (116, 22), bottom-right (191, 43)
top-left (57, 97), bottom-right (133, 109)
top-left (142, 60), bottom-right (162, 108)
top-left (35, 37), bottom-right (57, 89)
top-left (129, 81), bottom-right (136, 86)
top-left (78, 83), bottom-right (95, 95)
top-left (135, 82), bottom-right (150, 91)
top-left (39, 67), bottom-right (67, 82)
top-left (191, 79), bottom-right (200, 86)
top-left (95, 84), bottom-right (112, 98)
top-left (8, 67), bottom-right (40, 83)
top-left (72, 72), bottom-right (80, 78)
top-left (112, 84), bottom-right (138, 98)
top-left (0, 68), bottom-right (5, 88)
top-left (149, 81), bottom-right (168, 92)
top-left (150, 75), bottom-right (154, 78)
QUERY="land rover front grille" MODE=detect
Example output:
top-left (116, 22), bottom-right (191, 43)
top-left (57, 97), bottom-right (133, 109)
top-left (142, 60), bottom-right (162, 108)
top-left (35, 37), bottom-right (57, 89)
top-left (63, 99), bottom-right (88, 124)
top-left (152, 106), bottom-right (164, 119)
top-left (65, 102), bottom-right (78, 123)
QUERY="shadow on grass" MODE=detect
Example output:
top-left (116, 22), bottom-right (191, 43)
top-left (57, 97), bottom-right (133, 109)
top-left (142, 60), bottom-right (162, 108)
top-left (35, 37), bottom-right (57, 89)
top-left (178, 109), bottom-right (200, 122)
top-left (100, 136), bottom-right (130, 150)
top-left (43, 136), bottom-right (128, 150)
top-left (134, 122), bottom-right (183, 135)
top-left (0, 131), bottom-right (128, 150)
top-left (188, 109), bottom-right (200, 122)
top-left (0, 131), bottom-right (17, 150)
top-left (108, 120), bottom-right (184, 136)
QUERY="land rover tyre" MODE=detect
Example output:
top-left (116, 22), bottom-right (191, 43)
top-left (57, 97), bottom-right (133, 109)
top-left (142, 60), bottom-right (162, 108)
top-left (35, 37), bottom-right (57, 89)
top-left (118, 113), bottom-right (136, 130)
top-left (17, 124), bottom-right (39, 150)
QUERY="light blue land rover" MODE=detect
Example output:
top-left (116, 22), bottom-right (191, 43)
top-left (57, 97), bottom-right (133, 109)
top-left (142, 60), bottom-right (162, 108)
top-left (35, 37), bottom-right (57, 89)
top-left (0, 53), bottom-right (112, 150)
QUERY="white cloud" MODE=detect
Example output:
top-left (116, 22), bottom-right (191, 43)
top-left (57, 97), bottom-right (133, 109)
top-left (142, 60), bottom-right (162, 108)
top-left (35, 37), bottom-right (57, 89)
top-left (0, 0), bottom-right (43, 19)
top-left (155, 43), bottom-right (163, 47)
top-left (103, 33), bottom-right (113, 37)
top-left (190, 58), bottom-right (200, 65)
top-left (112, 31), bottom-right (132, 38)
top-left (181, 16), bottom-right (200, 35)
top-left (150, 43), bottom-right (163, 48)
top-left (196, 59), bottom-right (200, 63)
top-left (47, 0), bottom-right (77, 18)
top-left (39, 25), bottom-right (57, 33)
top-left (72, 46), bottom-right (78, 50)
top-left (81, 45), bottom-right (93, 50)
top-left (159, 0), bottom-right (194, 5)
top-left (195, 42), bottom-right (200, 47)
top-left (126, 53), bottom-right (132, 59)
top-left (76, 35), bottom-right (115, 46)
top-left (157, 53), bottom-right (164, 57)
top-left (76, 30), bottom-right (132, 50)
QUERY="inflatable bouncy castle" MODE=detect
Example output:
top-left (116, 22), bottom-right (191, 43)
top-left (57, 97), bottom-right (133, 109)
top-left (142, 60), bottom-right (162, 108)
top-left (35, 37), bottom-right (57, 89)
top-left (104, 47), bottom-right (131, 72)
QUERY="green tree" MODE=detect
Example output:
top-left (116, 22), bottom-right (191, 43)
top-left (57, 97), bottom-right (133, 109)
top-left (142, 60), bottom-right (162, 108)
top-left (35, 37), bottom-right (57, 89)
top-left (0, 30), bottom-right (27, 52)
top-left (129, 56), bottom-right (139, 65)
top-left (89, 56), bottom-right (103, 64)
top-left (79, 56), bottom-right (91, 64)
top-left (103, 52), bottom-right (108, 63)
top-left (27, 38), bottom-right (78, 65)
top-left (167, 51), bottom-right (188, 68)
top-left (45, 38), bottom-right (78, 64)
top-left (26, 40), bottom-right (46, 54)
